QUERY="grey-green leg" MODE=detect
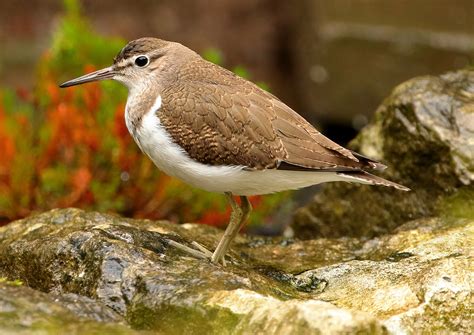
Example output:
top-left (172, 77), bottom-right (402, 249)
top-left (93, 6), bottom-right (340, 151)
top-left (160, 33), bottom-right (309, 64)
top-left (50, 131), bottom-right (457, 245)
top-left (211, 193), bottom-right (252, 264)
top-left (166, 193), bottom-right (251, 266)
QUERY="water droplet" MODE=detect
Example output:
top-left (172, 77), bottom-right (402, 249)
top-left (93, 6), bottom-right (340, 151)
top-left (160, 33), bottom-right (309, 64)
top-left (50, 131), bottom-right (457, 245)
top-left (120, 171), bottom-right (130, 182)
top-left (309, 65), bottom-right (329, 84)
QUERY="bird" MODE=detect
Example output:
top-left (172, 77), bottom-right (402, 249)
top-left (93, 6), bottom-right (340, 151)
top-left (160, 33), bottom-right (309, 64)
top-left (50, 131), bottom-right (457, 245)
top-left (59, 37), bottom-right (409, 265)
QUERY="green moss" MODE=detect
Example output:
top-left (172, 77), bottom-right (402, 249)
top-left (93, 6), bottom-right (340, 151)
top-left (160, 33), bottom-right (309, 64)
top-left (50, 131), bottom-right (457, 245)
top-left (0, 277), bottom-right (23, 286)
top-left (128, 302), bottom-right (240, 334)
top-left (439, 187), bottom-right (474, 219)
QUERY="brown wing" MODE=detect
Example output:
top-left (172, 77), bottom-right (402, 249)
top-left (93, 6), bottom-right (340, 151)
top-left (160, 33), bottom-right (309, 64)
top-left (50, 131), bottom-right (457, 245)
top-left (158, 69), bottom-right (285, 169)
top-left (269, 98), bottom-right (384, 171)
top-left (158, 58), bottom-right (379, 171)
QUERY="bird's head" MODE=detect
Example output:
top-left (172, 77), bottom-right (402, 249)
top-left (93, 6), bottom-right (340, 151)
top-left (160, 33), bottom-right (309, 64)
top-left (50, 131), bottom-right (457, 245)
top-left (59, 37), bottom-right (193, 91)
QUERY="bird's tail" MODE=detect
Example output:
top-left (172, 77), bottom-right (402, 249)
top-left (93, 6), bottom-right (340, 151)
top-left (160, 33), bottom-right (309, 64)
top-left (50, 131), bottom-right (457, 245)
top-left (337, 171), bottom-right (410, 191)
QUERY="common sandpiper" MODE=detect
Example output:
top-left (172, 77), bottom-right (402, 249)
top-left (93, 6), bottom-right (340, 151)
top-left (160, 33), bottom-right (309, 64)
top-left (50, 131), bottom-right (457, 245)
top-left (60, 37), bottom-right (409, 265)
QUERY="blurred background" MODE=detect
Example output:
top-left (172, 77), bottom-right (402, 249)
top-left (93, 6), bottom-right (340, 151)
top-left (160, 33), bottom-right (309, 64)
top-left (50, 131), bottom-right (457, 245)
top-left (0, 0), bottom-right (473, 231)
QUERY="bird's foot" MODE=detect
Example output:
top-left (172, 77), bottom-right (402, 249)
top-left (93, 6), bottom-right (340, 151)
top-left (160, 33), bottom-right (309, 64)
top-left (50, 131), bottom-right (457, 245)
top-left (165, 239), bottom-right (226, 266)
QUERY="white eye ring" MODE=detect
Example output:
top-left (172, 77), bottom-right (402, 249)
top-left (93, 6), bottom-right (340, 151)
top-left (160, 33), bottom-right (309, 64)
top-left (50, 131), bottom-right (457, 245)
top-left (134, 55), bottom-right (149, 68)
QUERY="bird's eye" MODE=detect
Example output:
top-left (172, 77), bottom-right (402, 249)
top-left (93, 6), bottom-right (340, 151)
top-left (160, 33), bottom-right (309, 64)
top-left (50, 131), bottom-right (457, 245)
top-left (134, 55), bottom-right (149, 67)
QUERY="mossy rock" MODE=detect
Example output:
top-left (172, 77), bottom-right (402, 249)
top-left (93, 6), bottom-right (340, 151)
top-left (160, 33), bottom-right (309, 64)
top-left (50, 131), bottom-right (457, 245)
top-left (0, 208), bottom-right (472, 333)
top-left (293, 69), bottom-right (474, 239)
top-left (0, 281), bottom-right (144, 334)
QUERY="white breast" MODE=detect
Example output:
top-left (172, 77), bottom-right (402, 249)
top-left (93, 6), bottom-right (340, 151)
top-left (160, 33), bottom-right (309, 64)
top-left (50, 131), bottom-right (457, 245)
top-left (125, 95), bottom-right (369, 196)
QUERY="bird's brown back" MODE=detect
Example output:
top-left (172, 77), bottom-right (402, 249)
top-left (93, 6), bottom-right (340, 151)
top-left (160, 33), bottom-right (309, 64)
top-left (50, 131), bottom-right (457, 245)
top-left (158, 56), bottom-right (381, 171)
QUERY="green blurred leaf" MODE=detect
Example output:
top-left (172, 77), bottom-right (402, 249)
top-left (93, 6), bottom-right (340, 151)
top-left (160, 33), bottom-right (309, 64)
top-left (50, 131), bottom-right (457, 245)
top-left (232, 65), bottom-right (250, 79)
top-left (202, 48), bottom-right (224, 65)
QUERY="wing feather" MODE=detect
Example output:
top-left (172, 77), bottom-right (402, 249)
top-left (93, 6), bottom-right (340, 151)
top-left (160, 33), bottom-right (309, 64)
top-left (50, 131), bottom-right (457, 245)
top-left (158, 58), bottom-right (382, 171)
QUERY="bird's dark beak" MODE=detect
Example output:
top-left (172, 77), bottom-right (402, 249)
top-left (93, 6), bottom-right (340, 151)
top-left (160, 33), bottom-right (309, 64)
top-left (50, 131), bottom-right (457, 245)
top-left (59, 66), bottom-right (115, 88)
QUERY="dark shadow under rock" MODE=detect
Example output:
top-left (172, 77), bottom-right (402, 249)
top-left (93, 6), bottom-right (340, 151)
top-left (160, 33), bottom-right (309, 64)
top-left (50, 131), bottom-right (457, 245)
top-left (293, 69), bottom-right (474, 239)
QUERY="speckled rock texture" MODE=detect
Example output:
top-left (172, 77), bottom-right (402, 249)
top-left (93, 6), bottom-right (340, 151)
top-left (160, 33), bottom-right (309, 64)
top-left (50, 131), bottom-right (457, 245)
top-left (293, 69), bottom-right (474, 239)
top-left (0, 208), bottom-right (472, 334)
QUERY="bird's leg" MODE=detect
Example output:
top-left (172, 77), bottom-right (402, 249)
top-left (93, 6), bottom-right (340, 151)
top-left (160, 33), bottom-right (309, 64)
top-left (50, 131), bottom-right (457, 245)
top-left (166, 239), bottom-right (211, 260)
top-left (166, 193), bottom-right (251, 266)
top-left (211, 193), bottom-right (252, 264)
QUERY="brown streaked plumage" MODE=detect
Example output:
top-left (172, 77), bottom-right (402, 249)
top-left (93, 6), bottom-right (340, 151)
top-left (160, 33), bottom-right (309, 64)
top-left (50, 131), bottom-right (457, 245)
top-left (158, 58), bottom-right (371, 171)
top-left (59, 37), bottom-right (410, 265)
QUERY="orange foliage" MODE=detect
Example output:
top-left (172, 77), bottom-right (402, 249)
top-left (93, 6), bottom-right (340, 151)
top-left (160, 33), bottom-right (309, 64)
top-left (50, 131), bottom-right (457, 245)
top-left (0, 101), bottom-right (16, 181)
top-left (198, 208), bottom-right (232, 227)
top-left (0, 73), bottom-right (287, 227)
top-left (61, 167), bottom-right (94, 207)
top-left (0, 6), bottom-right (288, 226)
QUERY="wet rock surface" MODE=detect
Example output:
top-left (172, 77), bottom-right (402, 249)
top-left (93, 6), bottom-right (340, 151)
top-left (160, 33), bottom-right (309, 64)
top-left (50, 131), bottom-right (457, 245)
top-left (293, 69), bottom-right (474, 239)
top-left (0, 208), bottom-right (472, 334)
top-left (0, 279), bottom-right (144, 334)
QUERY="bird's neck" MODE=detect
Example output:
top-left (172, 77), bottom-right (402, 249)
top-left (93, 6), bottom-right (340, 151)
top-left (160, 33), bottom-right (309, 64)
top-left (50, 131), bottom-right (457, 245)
top-left (125, 83), bottom-right (162, 136)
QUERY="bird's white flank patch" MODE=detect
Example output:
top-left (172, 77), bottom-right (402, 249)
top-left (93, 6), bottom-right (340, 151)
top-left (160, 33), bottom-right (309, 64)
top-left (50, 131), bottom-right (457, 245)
top-left (150, 94), bottom-right (162, 112)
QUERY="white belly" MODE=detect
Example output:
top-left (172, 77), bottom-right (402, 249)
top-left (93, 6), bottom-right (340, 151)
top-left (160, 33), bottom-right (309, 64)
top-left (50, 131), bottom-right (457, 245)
top-left (125, 95), bottom-right (367, 196)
